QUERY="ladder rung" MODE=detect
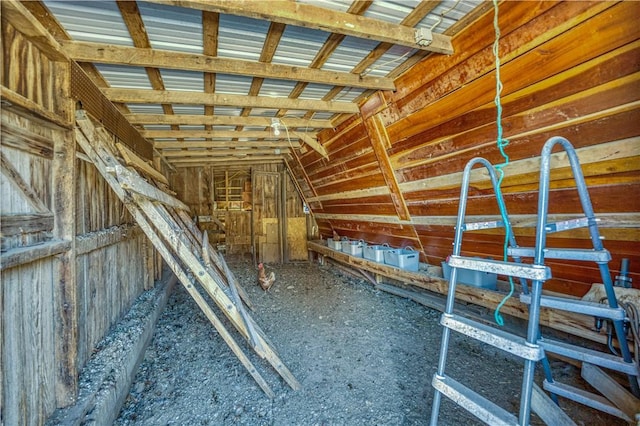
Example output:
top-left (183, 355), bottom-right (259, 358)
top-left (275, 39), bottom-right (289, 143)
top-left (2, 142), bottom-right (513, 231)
top-left (539, 338), bottom-right (638, 376)
top-left (543, 379), bottom-right (631, 422)
top-left (440, 314), bottom-right (544, 361)
top-left (507, 247), bottom-right (611, 262)
top-left (432, 374), bottom-right (518, 426)
top-left (545, 217), bottom-right (591, 233)
top-left (520, 294), bottom-right (626, 320)
top-left (448, 255), bottom-right (551, 281)
top-left (462, 220), bottom-right (504, 231)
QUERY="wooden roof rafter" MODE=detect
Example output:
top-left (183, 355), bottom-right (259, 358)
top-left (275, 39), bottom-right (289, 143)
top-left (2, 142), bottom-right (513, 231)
top-left (100, 88), bottom-right (360, 114)
top-left (116, 0), bottom-right (182, 142)
top-left (59, 41), bottom-right (396, 91)
top-left (233, 21), bottom-right (286, 143)
top-left (271, 0), bottom-right (375, 149)
top-left (202, 9), bottom-right (219, 138)
top-left (145, 0), bottom-right (454, 54)
top-left (25, 0), bottom-right (478, 167)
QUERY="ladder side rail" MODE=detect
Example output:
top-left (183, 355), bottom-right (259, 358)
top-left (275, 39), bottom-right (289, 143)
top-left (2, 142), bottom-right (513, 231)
top-left (135, 195), bottom-right (301, 390)
top-left (539, 137), bottom-right (639, 397)
top-left (74, 120), bottom-right (276, 396)
top-left (548, 137), bottom-right (603, 252)
top-left (431, 157), bottom-right (507, 425)
top-left (153, 203), bottom-right (262, 351)
top-left (173, 208), bottom-right (255, 310)
top-left (76, 113), bottom-right (301, 392)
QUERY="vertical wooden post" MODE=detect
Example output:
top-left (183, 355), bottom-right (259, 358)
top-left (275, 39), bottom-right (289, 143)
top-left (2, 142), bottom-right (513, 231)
top-left (279, 167), bottom-right (287, 264)
top-left (52, 61), bottom-right (77, 406)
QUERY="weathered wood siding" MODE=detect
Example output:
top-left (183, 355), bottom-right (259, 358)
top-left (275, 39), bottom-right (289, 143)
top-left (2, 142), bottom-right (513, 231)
top-left (75, 153), bottom-right (150, 368)
top-left (170, 164), bottom-right (309, 261)
top-left (1, 15), bottom-right (157, 426)
top-left (1, 109), bottom-right (62, 426)
top-left (289, 1), bottom-right (640, 296)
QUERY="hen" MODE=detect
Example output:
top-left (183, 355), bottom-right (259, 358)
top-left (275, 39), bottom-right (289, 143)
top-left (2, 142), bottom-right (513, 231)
top-left (257, 262), bottom-right (276, 291)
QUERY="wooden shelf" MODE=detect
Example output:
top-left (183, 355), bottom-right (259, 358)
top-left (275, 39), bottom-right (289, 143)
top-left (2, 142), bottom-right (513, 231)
top-left (308, 240), bottom-right (612, 349)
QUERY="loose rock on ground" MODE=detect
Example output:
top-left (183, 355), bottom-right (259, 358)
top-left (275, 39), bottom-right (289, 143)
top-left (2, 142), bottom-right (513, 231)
top-left (115, 260), bottom-right (624, 425)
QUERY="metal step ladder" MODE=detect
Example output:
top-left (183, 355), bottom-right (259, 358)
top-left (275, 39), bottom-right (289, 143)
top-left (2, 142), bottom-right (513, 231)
top-left (430, 137), bottom-right (639, 425)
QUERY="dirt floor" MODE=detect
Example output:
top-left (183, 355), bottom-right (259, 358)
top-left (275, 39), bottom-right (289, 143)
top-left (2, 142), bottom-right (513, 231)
top-left (114, 259), bottom-right (626, 425)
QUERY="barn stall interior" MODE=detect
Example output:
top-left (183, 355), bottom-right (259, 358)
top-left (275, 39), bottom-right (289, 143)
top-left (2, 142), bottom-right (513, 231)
top-left (1, 0), bottom-right (639, 424)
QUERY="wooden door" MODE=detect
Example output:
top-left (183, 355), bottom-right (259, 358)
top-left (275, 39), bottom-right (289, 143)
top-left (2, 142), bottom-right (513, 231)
top-left (252, 171), bottom-right (281, 263)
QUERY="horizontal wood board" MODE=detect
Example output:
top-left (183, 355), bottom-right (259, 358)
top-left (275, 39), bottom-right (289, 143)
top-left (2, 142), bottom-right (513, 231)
top-left (299, 1), bottom-right (640, 296)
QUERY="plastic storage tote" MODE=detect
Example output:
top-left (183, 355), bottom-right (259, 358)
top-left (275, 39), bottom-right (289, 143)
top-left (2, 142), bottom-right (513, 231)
top-left (384, 246), bottom-right (419, 272)
top-left (341, 239), bottom-right (364, 257)
top-left (441, 259), bottom-right (497, 290)
top-left (363, 243), bottom-right (393, 263)
top-left (327, 239), bottom-right (342, 250)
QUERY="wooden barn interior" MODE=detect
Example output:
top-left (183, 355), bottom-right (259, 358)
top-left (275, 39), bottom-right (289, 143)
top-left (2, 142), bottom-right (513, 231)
top-left (1, 0), bottom-right (639, 424)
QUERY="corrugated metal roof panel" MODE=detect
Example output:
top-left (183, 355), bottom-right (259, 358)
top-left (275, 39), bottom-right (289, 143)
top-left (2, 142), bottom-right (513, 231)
top-left (40, 0), bottom-right (485, 164)
top-left (273, 25), bottom-right (328, 68)
top-left (95, 64), bottom-right (152, 89)
top-left (137, 2), bottom-right (202, 52)
top-left (217, 14), bottom-right (270, 61)
top-left (43, 0), bottom-right (133, 45)
top-left (321, 36), bottom-right (380, 73)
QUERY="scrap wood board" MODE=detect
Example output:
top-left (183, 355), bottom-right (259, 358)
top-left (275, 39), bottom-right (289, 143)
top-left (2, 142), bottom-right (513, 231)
top-left (74, 110), bottom-right (300, 397)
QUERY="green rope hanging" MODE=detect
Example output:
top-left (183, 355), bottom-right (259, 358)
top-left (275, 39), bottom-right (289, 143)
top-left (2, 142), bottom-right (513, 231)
top-left (491, 0), bottom-right (515, 327)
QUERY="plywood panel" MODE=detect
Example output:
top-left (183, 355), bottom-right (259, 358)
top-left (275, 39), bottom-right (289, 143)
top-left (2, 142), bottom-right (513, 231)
top-left (287, 217), bottom-right (308, 261)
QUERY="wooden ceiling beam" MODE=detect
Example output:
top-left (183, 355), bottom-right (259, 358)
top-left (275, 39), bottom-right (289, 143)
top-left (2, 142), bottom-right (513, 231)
top-left (141, 124), bottom-right (327, 158)
top-left (116, 0), bottom-right (182, 139)
top-left (172, 158), bottom-right (284, 167)
top-left (140, 129), bottom-right (316, 140)
top-left (154, 141), bottom-right (300, 149)
top-left (125, 114), bottom-right (333, 128)
top-left (146, 0), bottom-right (453, 54)
top-left (162, 148), bottom-right (287, 157)
top-left (60, 41), bottom-right (395, 91)
top-left (101, 88), bottom-right (360, 114)
top-left (169, 152), bottom-right (284, 162)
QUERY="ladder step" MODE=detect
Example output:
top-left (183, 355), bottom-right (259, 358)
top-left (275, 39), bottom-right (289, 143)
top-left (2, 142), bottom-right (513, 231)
top-left (432, 374), bottom-right (518, 426)
top-left (440, 314), bottom-right (544, 361)
top-left (507, 247), bottom-right (611, 262)
top-left (448, 255), bottom-right (551, 281)
top-left (462, 220), bottom-right (504, 231)
top-left (520, 294), bottom-right (626, 320)
top-left (539, 338), bottom-right (638, 376)
top-left (543, 379), bottom-right (632, 422)
top-left (544, 217), bottom-right (591, 233)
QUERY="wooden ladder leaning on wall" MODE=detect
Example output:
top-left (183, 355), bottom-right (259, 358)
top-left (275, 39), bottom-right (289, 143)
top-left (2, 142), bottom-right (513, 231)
top-left (74, 109), bottom-right (300, 398)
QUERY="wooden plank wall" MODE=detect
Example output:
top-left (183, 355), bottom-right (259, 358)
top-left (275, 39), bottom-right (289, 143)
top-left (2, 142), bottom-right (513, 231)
top-left (1, 109), bottom-right (62, 425)
top-left (288, 1), bottom-right (640, 297)
top-left (1, 15), bottom-right (156, 426)
top-left (75, 154), bottom-right (150, 368)
top-left (1, 19), bottom-right (70, 126)
top-left (170, 164), bottom-right (309, 261)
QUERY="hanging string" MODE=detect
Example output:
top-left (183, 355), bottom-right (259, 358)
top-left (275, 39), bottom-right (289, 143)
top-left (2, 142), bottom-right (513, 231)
top-left (490, 0), bottom-right (514, 327)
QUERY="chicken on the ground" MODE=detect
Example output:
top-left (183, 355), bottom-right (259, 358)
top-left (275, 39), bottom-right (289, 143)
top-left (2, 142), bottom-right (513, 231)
top-left (257, 263), bottom-right (275, 291)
